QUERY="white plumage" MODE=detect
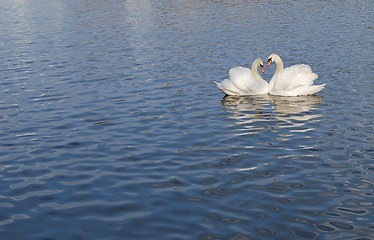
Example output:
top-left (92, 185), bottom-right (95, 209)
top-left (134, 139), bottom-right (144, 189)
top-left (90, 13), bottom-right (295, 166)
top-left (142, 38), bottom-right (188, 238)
top-left (267, 54), bottom-right (325, 96)
top-left (215, 58), bottom-right (268, 96)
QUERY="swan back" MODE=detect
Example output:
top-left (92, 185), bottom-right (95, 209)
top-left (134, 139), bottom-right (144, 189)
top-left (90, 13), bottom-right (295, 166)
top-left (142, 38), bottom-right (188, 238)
top-left (215, 58), bottom-right (268, 96)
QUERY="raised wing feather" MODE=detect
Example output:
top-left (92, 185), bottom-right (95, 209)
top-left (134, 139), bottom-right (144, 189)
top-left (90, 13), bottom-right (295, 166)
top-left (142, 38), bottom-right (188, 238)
top-left (228, 66), bottom-right (266, 94)
top-left (270, 64), bottom-right (321, 96)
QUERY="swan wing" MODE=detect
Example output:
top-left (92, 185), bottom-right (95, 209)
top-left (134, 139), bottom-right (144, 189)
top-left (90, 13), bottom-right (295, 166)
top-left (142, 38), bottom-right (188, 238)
top-left (270, 64), bottom-right (322, 96)
top-left (275, 64), bottom-right (318, 90)
top-left (229, 66), bottom-right (254, 91)
top-left (228, 66), bottom-right (267, 95)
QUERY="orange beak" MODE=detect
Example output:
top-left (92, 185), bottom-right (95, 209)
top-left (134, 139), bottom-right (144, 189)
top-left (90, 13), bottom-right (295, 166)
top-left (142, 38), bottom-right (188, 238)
top-left (267, 59), bottom-right (272, 67)
top-left (260, 65), bottom-right (265, 73)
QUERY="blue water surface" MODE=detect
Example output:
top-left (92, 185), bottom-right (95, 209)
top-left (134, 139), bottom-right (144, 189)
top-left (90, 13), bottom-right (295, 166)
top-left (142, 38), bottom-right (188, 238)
top-left (1, 0), bottom-right (373, 239)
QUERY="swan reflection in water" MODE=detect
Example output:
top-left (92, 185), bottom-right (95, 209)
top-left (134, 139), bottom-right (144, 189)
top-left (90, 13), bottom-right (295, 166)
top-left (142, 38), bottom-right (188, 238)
top-left (221, 94), bottom-right (324, 136)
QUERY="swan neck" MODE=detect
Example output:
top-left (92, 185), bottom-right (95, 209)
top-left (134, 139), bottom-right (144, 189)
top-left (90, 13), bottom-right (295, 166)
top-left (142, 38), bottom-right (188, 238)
top-left (274, 56), bottom-right (284, 76)
top-left (251, 62), bottom-right (263, 82)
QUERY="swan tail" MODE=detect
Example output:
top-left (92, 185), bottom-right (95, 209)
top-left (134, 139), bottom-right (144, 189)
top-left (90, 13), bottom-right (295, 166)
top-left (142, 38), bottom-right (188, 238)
top-left (296, 83), bottom-right (326, 96)
top-left (214, 81), bottom-right (222, 89)
top-left (215, 79), bottom-right (241, 95)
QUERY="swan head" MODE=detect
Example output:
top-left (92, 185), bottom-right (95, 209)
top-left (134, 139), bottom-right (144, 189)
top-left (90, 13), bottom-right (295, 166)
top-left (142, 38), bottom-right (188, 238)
top-left (267, 53), bottom-right (280, 67)
top-left (260, 64), bottom-right (265, 73)
top-left (254, 58), bottom-right (265, 73)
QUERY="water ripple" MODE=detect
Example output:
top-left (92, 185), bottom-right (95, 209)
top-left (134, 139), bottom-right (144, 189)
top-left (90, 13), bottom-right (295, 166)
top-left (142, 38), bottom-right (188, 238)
top-left (0, 0), bottom-right (374, 239)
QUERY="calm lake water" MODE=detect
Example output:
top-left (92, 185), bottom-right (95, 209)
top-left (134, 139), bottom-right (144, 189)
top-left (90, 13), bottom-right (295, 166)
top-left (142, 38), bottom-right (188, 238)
top-left (1, 0), bottom-right (373, 239)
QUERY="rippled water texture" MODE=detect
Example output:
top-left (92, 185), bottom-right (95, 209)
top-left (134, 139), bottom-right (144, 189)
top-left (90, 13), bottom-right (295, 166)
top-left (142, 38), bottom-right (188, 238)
top-left (1, 0), bottom-right (373, 239)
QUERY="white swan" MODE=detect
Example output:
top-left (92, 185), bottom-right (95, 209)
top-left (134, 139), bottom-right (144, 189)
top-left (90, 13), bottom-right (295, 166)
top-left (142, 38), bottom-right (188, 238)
top-left (267, 53), bottom-right (325, 96)
top-left (215, 58), bottom-right (268, 96)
